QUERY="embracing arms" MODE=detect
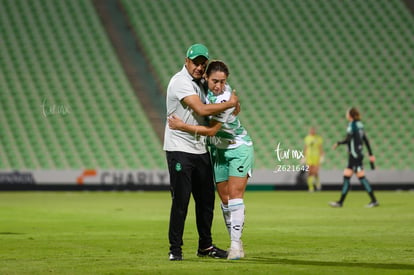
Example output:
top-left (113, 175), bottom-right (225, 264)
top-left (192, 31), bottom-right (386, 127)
top-left (168, 115), bottom-right (222, 136)
top-left (182, 90), bottom-right (239, 116)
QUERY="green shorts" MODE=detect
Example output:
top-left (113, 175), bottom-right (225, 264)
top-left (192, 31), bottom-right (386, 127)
top-left (212, 144), bottom-right (254, 183)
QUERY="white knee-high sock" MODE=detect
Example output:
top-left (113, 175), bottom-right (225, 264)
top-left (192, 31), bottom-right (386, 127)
top-left (221, 203), bottom-right (231, 236)
top-left (228, 198), bottom-right (245, 249)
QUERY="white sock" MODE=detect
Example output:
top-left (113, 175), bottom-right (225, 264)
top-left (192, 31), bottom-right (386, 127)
top-left (221, 203), bottom-right (231, 236)
top-left (228, 198), bottom-right (245, 249)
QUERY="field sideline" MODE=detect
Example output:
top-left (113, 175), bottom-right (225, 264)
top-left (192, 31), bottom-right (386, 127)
top-left (0, 191), bottom-right (413, 274)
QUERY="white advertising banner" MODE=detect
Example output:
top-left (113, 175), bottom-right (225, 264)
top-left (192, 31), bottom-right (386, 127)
top-left (0, 170), bottom-right (413, 187)
top-left (0, 170), bottom-right (170, 186)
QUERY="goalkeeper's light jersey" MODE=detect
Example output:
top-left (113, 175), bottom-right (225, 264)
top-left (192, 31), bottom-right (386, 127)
top-left (206, 85), bottom-right (252, 149)
top-left (304, 134), bottom-right (323, 158)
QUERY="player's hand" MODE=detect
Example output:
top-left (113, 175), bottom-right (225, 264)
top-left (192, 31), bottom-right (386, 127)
top-left (228, 90), bottom-right (239, 108)
top-left (168, 115), bottom-right (184, 130)
top-left (369, 155), bottom-right (376, 170)
top-left (332, 143), bottom-right (338, 150)
top-left (233, 102), bottom-right (241, 116)
top-left (229, 90), bottom-right (240, 115)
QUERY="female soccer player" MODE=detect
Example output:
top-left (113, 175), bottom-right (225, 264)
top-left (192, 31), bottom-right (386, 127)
top-left (330, 107), bottom-right (379, 208)
top-left (168, 60), bottom-right (254, 260)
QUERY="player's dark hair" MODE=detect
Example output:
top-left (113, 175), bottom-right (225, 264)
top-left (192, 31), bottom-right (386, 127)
top-left (205, 60), bottom-right (230, 77)
top-left (348, 107), bottom-right (361, 120)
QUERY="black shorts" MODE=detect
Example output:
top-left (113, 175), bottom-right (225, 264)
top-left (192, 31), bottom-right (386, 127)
top-left (347, 155), bottom-right (364, 172)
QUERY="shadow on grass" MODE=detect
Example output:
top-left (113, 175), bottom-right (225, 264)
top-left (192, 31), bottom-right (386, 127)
top-left (0, 232), bottom-right (25, 235)
top-left (187, 256), bottom-right (414, 271)
top-left (239, 257), bottom-right (414, 271)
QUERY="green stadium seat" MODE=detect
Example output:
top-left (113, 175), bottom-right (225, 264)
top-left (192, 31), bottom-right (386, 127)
top-left (1, 0), bottom-right (413, 171)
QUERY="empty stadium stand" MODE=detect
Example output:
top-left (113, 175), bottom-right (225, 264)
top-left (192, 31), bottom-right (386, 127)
top-left (0, 0), bottom-right (413, 175)
top-left (0, 0), bottom-right (166, 169)
top-left (121, 0), bottom-right (414, 170)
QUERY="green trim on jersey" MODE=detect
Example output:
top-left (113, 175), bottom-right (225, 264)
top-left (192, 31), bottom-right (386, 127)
top-left (206, 88), bottom-right (252, 149)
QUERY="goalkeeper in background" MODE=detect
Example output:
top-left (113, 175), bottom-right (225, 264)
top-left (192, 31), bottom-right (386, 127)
top-left (304, 127), bottom-right (324, 192)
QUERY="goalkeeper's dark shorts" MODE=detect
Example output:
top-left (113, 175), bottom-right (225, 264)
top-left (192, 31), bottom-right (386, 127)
top-left (347, 155), bottom-right (364, 172)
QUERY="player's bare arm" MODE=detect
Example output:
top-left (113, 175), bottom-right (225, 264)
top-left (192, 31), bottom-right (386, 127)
top-left (182, 91), bottom-right (238, 116)
top-left (168, 115), bottom-right (222, 136)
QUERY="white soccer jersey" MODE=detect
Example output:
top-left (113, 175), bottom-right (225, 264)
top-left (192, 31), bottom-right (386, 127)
top-left (163, 65), bottom-right (209, 154)
top-left (206, 84), bottom-right (252, 149)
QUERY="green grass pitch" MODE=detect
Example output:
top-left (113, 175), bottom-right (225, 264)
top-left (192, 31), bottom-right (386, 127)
top-left (0, 191), bottom-right (413, 274)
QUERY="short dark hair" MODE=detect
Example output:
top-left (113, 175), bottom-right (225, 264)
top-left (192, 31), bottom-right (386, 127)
top-left (348, 107), bottom-right (361, 120)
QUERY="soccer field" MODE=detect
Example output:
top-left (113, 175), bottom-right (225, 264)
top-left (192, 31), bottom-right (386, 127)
top-left (0, 191), bottom-right (413, 275)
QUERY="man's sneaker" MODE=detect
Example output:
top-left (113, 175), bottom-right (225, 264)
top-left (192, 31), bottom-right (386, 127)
top-left (227, 247), bottom-right (241, 260)
top-left (329, 201), bottom-right (342, 208)
top-left (365, 201), bottom-right (379, 208)
top-left (197, 245), bottom-right (228, 259)
top-left (169, 252), bottom-right (182, 261)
